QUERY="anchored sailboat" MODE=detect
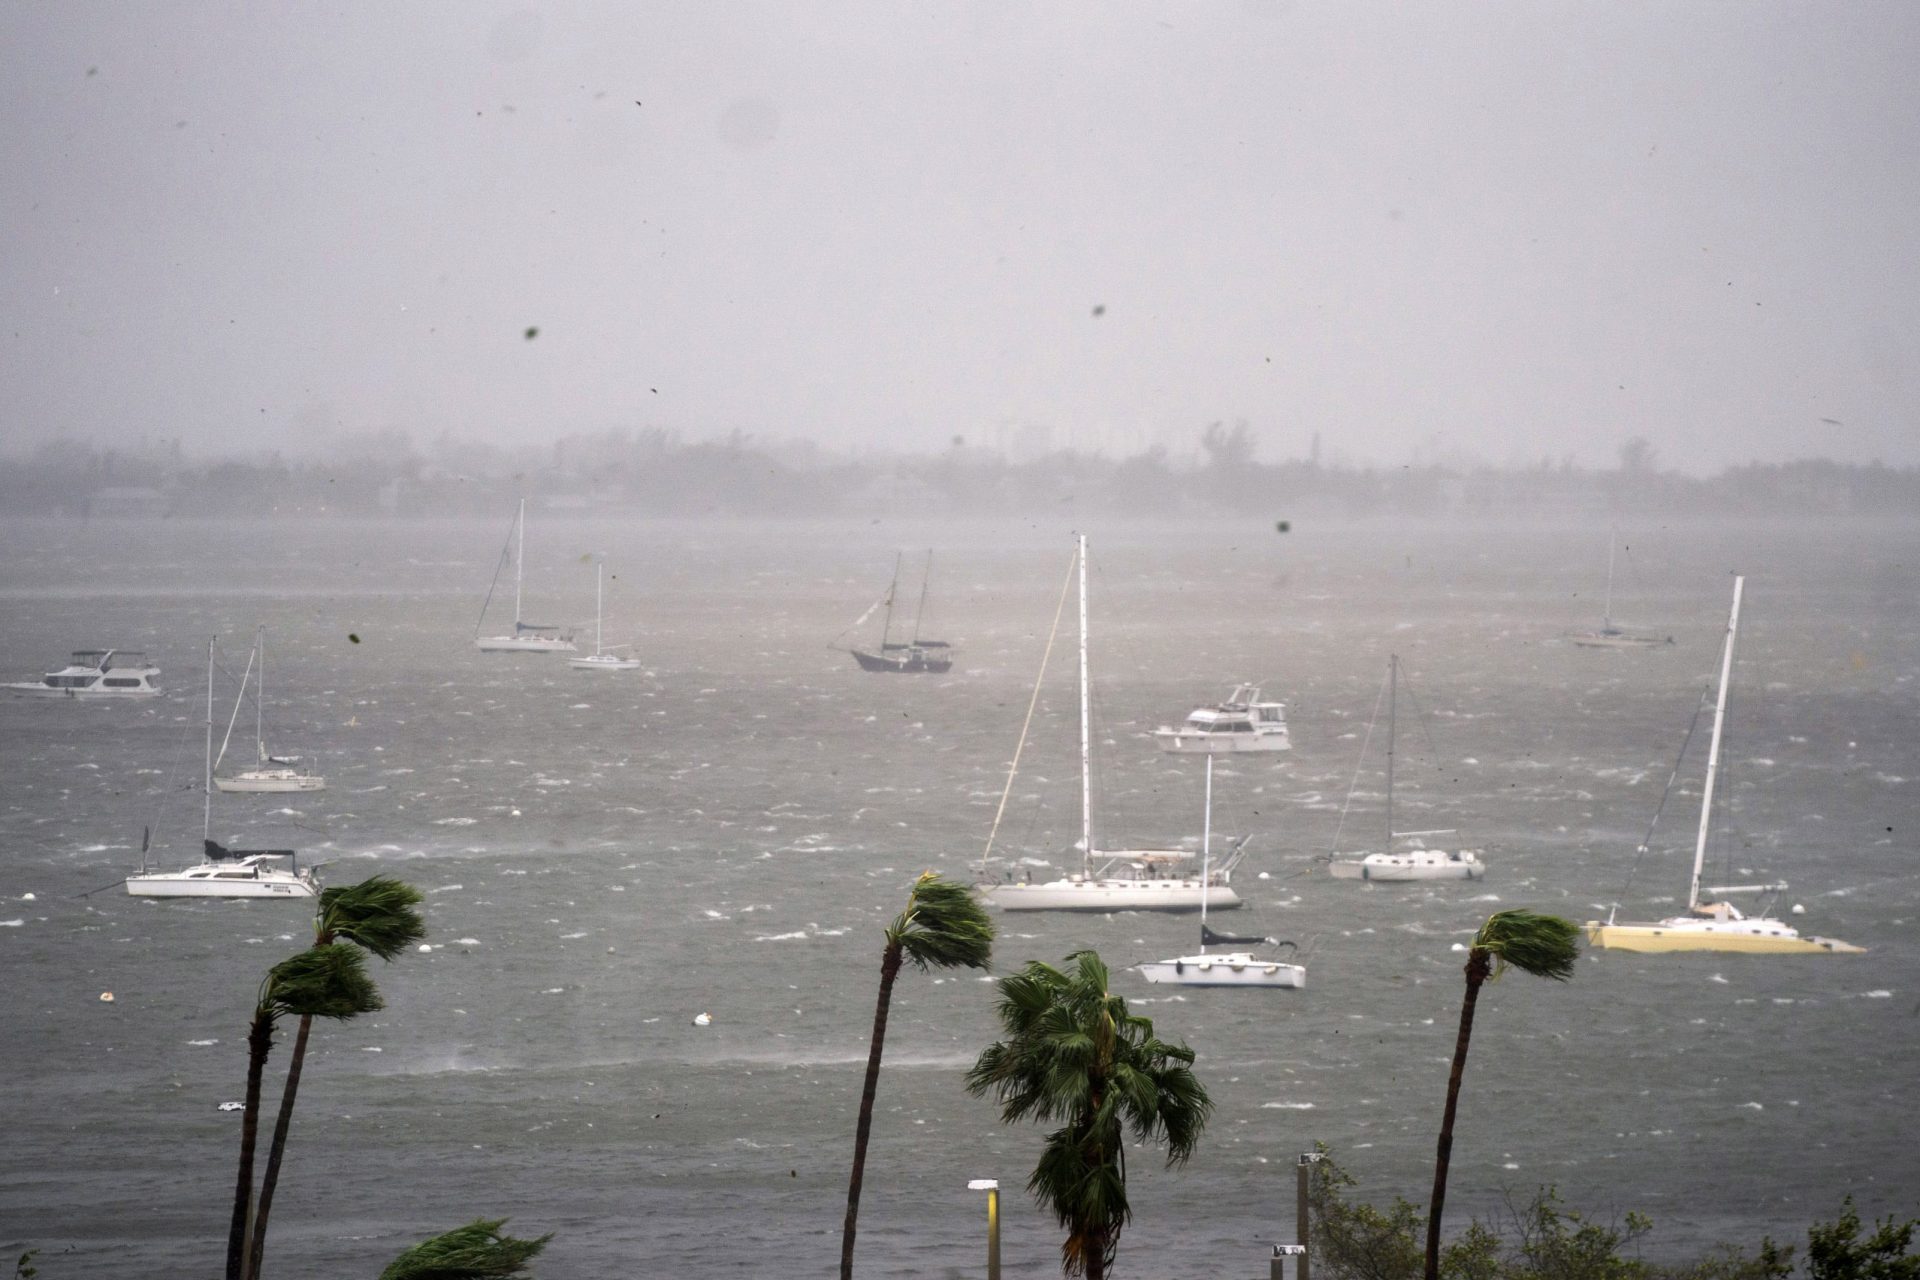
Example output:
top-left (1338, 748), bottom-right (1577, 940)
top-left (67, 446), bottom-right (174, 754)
top-left (127, 639), bottom-right (318, 899)
top-left (843, 551), bottom-right (955, 673)
top-left (1138, 756), bottom-right (1304, 987)
top-left (1570, 531), bottom-right (1671, 649)
top-left (214, 626), bottom-right (324, 793)
top-left (570, 557), bottom-right (642, 671)
top-left (475, 498), bottom-right (577, 653)
top-left (1327, 655), bottom-right (1485, 882)
top-left (1586, 577), bottom-right (1863, 954)
top-left (978, 534), bottom-right (1243, 913)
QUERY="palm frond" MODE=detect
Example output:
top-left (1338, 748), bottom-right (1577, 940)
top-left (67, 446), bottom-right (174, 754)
top-left (267, 944), bottom-right (384, 1021)
top-left (378, 1218), bottom-right (551, 1280)
top-left (318, 876), bottom-right (427, 959)
top-left (890, 872), bottom-right (994, 971)
top-left (1472, 909), bottom-right (1581, 982)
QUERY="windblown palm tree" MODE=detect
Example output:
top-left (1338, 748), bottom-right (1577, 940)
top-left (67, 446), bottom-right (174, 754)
top-left (840, 872), bottom-right (993, 1280)
top-left (226, 944), bottom-right (383, 1280)
top-left (965, 949), bottom-right (1211, 1280)
top-left (1425, 909), bottom-right (1581, 1280)
top-left (379, 1218), bottom-right (551, 1280)
top-left (245, 876), bottom-right (425, 1280)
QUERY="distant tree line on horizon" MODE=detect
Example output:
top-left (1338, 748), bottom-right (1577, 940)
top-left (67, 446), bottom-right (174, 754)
top-left (4, 426), bottom-right (1918, 519)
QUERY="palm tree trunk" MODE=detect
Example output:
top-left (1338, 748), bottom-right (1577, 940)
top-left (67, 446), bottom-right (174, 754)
top-left (1426, 948), bottom-right (1491, 1280)
top-left (841, 940), bottom-right (903, 1280)
top-left (227, 1010), bottom-right (274, 1280)
top-left (243, 1013), bottom-right (312, 1280)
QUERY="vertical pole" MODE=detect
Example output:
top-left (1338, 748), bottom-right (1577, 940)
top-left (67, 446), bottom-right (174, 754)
top-left (1076, 534), bottom-right (1092, 874)
top-left (1689, 575), bottom-right (1743, 913)
top-left (1297, 1154), bottom-right (1313, 1280)
top-left (880, 552), bottom-right (900, 648)
top-left (596, 561), bottom-right (604, 656)
top-left (204, 637), bottom-right (214, 843)
top-left (911, 549), bottom-right (933, 646)
top-left (986, 1185), bottom-right (1001, 1280)
top-left (1199, 754), bottom-right (1213, 944)
top-left (255, 624), bottom-right (265, 763)
top-left (1385, 655), bottom-right (1397, 846)
top-left (514, 497), bottom-right (525, 630)
top-left (1602, 531), bottom-right (1617, 630)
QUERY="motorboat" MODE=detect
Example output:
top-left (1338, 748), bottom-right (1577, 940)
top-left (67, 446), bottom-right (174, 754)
top-left (1586, 577), bottom-right (1862, 954)
top-left (978, 534), bottom-right (1242, 913)
top-left (5, 650), bottom-right (161, 699)
top-left (1152, 684), bottom-right (1292, 754)
top-left (475, 497), bottom-right (578, 653)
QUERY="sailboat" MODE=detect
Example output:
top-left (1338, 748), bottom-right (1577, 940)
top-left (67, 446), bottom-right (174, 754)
top-left (570, 558), bottom-right (642, 671)
top-left (214, 626), bottom-right (325, 793)
top-left (1570, 532), bottom-right (1671, 649)
top-left (978, 535), bottom-right (1243, 913)
top-left (475, 498), bottom-right (577, 653)
top-left (1327, 655), bottom-right (1485, 881)
top-left (127, 639), bottom-right (319, 899)
top-left (1586, 577), bottom-right (1863, 953)
top-left (1139, 756), bottom-right (1304, 987)
top-left (844, 552), bottom-right (955, 673)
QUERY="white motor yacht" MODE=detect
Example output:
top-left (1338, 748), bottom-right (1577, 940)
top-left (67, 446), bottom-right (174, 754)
top-left (5, 650), bottom-right (161, 699)
top-left (1152, 684), bottom-right (1292, 754)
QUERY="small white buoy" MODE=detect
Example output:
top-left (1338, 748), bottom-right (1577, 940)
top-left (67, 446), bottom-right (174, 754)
top-left (1791, 903), bottom-right (1806, 915)
top-left (21, 893), bottom-right (35, 901)
top-left (510, 808), bottom-right (522, 817)
top-left (692, 1012), bottom-right (712, 1027)
top-left (99, 991), bottom-right (115, 1002)
top-left (1257, 871), bottom-right (1271, 880)
top-left (218, 1101), bottom-right (245, 1112)
top-left (606, 946), bottom-right (616, 954)
top-left (1450, 943), bottom-right (1468, 952)
top-left (417, 943), bottom-right (432, 952)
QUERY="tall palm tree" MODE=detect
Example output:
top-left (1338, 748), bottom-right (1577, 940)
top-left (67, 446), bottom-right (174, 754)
top-left (1425, 909), bottom-right (1580, 1280)
top-left (246, 877), bottom-right (425, 1280)
top-left (226, 944), bottom-right (383, 1280)
top-left (841, 872), bottom-right (993, 1280)
top-left (966, 950), bottom-right (1212, 1280)
top-left (378, 1218), bottom-right (552, 1280)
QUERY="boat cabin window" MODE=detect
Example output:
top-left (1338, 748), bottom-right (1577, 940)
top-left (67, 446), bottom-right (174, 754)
top-left (1216, 720), bottom-right (1252, 734)
top-left (1258, 707), bottom-right (1282, 722)
top-left (47, 675), bottom-right (96, 688)
top-left (103, 677), bottom-right (143, 688)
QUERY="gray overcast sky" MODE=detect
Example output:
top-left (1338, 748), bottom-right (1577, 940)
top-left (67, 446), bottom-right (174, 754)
top-left (3, 3), bottom-right (1916, 473)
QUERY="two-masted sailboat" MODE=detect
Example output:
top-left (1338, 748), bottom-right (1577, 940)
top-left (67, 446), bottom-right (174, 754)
top-left (978, 535), bottom-right (1242, 913)
top-left (475, 498), bottom-right (577, 653)
top-left (843, 552), bottom-right (955, 673)
top-left (214, 626), bottom-right (324, 793)
top-left (1585, 577), bottom-right (1862, 954)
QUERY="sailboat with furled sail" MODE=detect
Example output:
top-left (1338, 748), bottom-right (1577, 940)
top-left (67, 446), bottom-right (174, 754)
top-left (570, 556), bottom-right (642, 671)
top-left (842, 551), bottom-right (955, 673)
top-left (1586, 576), bottom-right (1863, 954)
top-left (1570, 531), bottom-right (1671, 649)
top-left (475, 498), bottom-right (577, 653)
top-left (977, 534), bottom-right (1242, 913)
top-left (214, 626), bottom-right (324, 793)
top-left (1138, 756), bottom-right (1304, 987)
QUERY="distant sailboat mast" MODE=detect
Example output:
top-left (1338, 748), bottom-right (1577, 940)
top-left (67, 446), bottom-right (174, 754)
top-left (910, 550), bottom-right (934, 647)
top-left (1199, 754), bottom-right (1214, 949)
top-left (1385, 653), bottom-right (1397, 847)
top-left (1076, 533), bottom-right (1093, 877)
top-left (254, 623), bottom-right (267, 764)
top-left (203, 637), bottom-right (214, 843)
top-left (1602, 534), bottom-right (1618, 634)
top-left (513, 496), bottom-right (526, 634)
top-left (880, 553), bottom-right (900, 650)
top-left (1687, 575), bottom-right (1742, 914)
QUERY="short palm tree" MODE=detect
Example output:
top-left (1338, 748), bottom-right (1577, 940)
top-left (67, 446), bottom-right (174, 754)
top-left (378, 1218), bottom-right (552, 1280)
top-left (245, 876), bottom-right (425, 1280)
top-left (966, 949), bottom-right (1212, 1280)
top-left (840, 872), bottom-right (993, 1280)
top-left (1425, 909), bottom-right (1581, 1280)
top-left (226, 944), bottom-right (383, 1280)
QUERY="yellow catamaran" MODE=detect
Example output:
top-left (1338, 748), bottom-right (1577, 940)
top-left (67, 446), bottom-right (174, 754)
top-left (1586, 576), bottom-right (1863, 955)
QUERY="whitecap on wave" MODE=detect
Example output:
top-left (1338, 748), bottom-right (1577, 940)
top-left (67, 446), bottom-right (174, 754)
top-left (433, 817), bottom-right (478, 826)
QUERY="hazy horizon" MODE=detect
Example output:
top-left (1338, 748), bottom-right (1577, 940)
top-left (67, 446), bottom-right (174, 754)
top-left (5, 4), bottom-right (1917, 475)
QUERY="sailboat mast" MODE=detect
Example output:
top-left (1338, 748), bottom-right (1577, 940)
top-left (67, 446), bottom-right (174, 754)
top-left (1077, 534), bottom-right (1092, 874)
top-left (1688, 576), bottom-right (1743, 912)
top-left (255, 624), bottom-right (266, 763)
top-left (1385, 654), bottom-right (1397, 845)
top-left (595, 560), bottom-right (604, 656)
top-left (880, 552), bottom-right (900, 648)
top-left (910, 550), bottom-right (933, 646)
top-left (1603, 532), bottom-right (1617, 629)
top-left (513, 497), bottom-right (526, 629)
top-left (204, 637), bottom-right (214, 843)
top-left (1199, 754), bottom-right (1213, 946)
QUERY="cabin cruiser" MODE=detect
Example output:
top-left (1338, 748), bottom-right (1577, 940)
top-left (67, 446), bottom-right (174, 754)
top-left (5, 650), bottom-right (162, 698)
top-left (1328, 847), bottom-right (1485, 881)
top-left (1152, 684), bottom-right (1291, 754)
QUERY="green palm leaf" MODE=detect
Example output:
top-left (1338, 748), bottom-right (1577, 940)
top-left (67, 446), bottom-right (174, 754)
top-left (887, 872), bottom-right (994, 971)
top-left (378, 1218), bottom-right (551, 1280)
top-left (317, 875), bottom-right (426, 958)
top-left (266, 944), bottom-right (383, 1021)
top-left (1473, 909), bottom-right (1581, 982)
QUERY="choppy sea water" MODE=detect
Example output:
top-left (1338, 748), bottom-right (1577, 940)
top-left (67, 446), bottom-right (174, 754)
top-left (0, 514), bottom-right (1914, 1278)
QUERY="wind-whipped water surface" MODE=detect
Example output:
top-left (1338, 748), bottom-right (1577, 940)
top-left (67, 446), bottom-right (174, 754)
top-left (0, 515), bottom-right (1914, 1277)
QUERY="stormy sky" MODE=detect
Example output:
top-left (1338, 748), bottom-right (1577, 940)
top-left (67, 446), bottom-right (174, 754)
top-left (3, 3), bottom-right (1916, 473)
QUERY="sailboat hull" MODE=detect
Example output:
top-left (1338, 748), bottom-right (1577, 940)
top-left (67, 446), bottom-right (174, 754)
top-left (851, 646), bottom-right (953, 673)
top-left (476, 635), bottom-right (577, 653)
top-left (980, 878), bottom-right (1241, 912)
top-left (1571, 632), bottom-right (1668, 649)
top-left (1139, 953), bottom-right (1304, 987)
top-left (1329, 852), bottom-right (1483, 881)
top-left (214, 771), bottom-right (326, 793)
top-left (1585, 920), bottom-right (1864, 954)
top-left (126, 870), bottom-right (318, 899)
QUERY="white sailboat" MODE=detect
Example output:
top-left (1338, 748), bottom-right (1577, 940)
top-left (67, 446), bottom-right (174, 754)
top-left (1139, 756), bottom-right (1304, 987)
top-left (475, 498), bottom-right (578, 653)
top-left (1328, 655), bottom-right (1485, 882)
top-left (214, 626), bottom-right (325, 793)
top-left (127, 639), bottom-right (318, 899)
top-left (1586, 577), bottom-right (1863, 954)
top-left (978, 535), bottom-right (1243, 913)
top-left (570, 558), bottom-right (642, 671)
top-left (1570, 532), bottom-right (1671, 649)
